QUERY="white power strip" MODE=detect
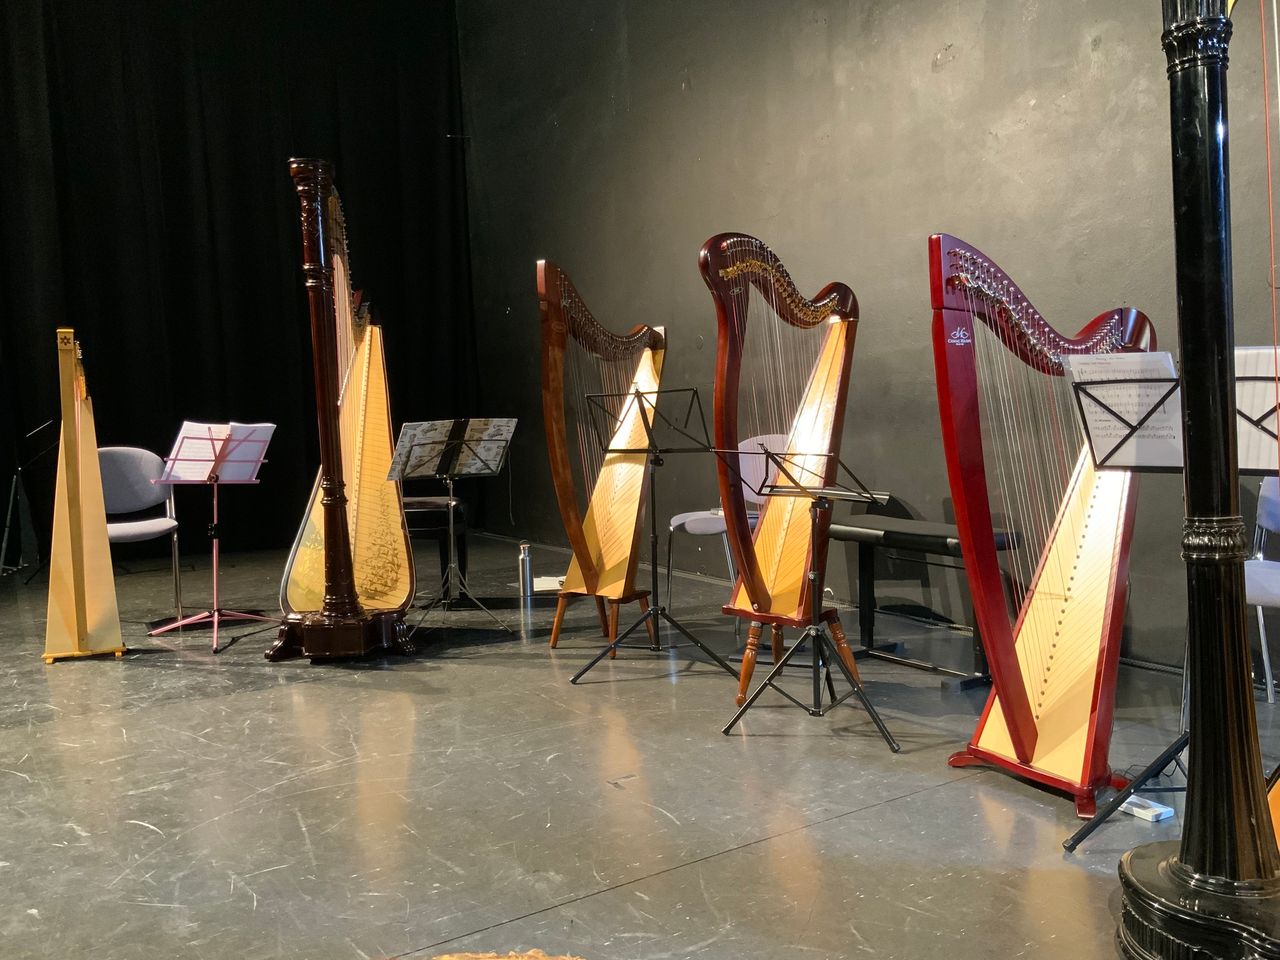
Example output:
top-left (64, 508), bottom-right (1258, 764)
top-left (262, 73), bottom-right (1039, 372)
top-left (1119, 794), bottom-right (1175, 822)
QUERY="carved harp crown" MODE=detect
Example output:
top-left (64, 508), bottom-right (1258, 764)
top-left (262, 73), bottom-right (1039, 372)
top-left (930, 232), bottom-right (1155, 811)
top-left (701, 232), bottom-right (859, 625)
top-left (538, 260), bottom-right (665, 599)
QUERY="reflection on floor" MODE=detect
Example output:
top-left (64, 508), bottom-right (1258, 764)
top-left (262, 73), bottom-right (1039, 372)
top-left (1, 534), bottom-right (1274, 960)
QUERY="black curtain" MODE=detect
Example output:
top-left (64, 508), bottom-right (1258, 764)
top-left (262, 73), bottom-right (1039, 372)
top-left (0, 0), bottom-right (477, 562)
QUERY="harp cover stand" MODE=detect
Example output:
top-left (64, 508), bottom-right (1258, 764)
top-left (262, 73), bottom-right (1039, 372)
top-left (720, 495), bottom-right (899, 753)
top-left (44, 328), bottom-right (125, 663)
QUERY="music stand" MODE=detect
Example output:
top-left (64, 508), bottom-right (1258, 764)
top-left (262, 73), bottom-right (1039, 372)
top-left (717, 447), bottom-right (900, 752)
top-left (569, 387), bottom-right (741, 685)
top-left (1062, 352), bottom-right (1190, 848)
top-left (148, 422), bottom-right (277, 653)
top-left (390, 418), bottom-right (515, 634)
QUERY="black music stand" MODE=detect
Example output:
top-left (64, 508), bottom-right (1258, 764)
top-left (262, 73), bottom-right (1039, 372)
top-left (718, 448), bottom-right (899, 752)
top-left (569, 387), bottom-right (740, 685)
top-left (391, 418), bottom-right (515, 634)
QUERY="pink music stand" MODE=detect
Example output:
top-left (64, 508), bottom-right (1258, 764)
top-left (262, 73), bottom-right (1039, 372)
top-left (149, 423), bottom-right (277, 653)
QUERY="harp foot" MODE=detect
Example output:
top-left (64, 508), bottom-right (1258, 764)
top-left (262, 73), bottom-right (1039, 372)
top-left (825, 615), bottom-right (861, 683)
top-left (266, 618), bottom-right (306, 661)
top-left (1074, 793), bottom-right (1098, 820)
top-left (946, 749), bottom-right (987, 769)
top-left (735, 623), bottom-right (764, 707)
top-left (549, 595), bottom-right (571, 648)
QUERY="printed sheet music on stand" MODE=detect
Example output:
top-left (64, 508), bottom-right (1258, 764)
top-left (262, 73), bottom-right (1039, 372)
top-left (1063, 347), bottom-right (1280, 850)
top-left (389, 417), bottom-right (516, 634)
top-left (717, 442), bottom-right (900, 752)
top-left (567, 385), bottom-right (741, 685)
top-left (148, 421), bottom-right (277, 653)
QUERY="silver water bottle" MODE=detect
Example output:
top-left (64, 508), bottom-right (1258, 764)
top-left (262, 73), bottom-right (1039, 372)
top-left (518, 541), bottom-right (534, 598)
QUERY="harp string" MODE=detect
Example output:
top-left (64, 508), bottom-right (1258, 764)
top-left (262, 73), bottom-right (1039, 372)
top-left (729, 237), bottom-right (824, 483)
top-left (560, 274), bottom-right (645, 518)
top-left (966, 281), bottom-right (1116, 707)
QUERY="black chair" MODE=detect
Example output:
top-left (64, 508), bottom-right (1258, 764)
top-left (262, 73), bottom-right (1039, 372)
top-left (404, 494), bottom-right (468, 600)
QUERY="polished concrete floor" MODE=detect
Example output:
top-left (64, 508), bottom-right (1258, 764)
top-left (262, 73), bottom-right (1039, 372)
top-left (2, 536), bottom-right (1276, 960)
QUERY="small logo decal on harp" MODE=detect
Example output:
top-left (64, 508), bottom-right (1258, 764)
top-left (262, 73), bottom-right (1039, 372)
top-left (947, 327), bottom-right (973, 347)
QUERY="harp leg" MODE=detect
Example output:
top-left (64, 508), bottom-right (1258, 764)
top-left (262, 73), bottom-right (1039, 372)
top-left (1075, 791), bottom-right (1098, 821)
top-left (770, 624), bottom-right (785, 676)
top-left (549, 595), bottom-right (571, 648)
top-left (826, 615), bottom-right (861, 683)
top-left (594, 596), bottom-right (609, 636)
top-left (638, 595), bottom-right (658, 648)
top-left (736, 623), bottom-right (763, 707)
top-left (608, 602), bottom-right (620, 659)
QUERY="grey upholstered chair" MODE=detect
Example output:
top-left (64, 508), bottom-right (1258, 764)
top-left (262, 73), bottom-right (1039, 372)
top-left (666, 433), bottom-right (787, 610)
top-left (99, 446), bottom-right (182, 621)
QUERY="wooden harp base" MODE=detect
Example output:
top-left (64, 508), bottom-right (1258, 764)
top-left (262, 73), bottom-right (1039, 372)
top-left (266, 610), bottom-right (411, 661)
top-left (947, 744), bottom-right (1127, 819)
top-left (43, 646), bottom-right (126, 665)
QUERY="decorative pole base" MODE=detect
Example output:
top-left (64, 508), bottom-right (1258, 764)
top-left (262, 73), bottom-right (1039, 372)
top-left (1118, 841), bottom-right (1280, 959)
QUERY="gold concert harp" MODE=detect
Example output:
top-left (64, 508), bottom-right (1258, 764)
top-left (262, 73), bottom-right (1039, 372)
top-left (43, 329), bottom-right (124, 663)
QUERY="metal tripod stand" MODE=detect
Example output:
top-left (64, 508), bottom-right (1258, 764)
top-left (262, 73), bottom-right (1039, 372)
top-left (570, 445), bottom-right (740, 684)
top-left (414, 475), bottom-right (510, 634)
top-left (722, 495), bottom-right (900, 753)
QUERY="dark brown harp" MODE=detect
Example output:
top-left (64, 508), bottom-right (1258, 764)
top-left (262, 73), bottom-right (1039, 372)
top-left (701, 232), bottom-right (862, 706)
top-left (268, 158), bottom-right (414, 660)
top-left (539, 260), bottom-right (665, 650)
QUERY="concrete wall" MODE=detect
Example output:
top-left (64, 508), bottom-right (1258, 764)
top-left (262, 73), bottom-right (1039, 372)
top-left (456, 0), bottom-right (1278, 668)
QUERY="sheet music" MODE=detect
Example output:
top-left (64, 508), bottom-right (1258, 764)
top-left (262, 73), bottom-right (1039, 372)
top-left (1234, 347), bottom-right (1280, 471)
top-left (1064, 352), bottom-right (1182, 469)
top-left (388, 418), bottom-right (517, 480)
top-left (218, 423), bottom-right (275, 482)
top-left (161, 421), bottom-right (275, 482)
top-left (456, 417), bottom-right (517, 474)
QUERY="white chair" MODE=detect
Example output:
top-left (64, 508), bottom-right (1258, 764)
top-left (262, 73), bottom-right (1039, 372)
top-left (666, 433), bottom-right (787, 608)
top-left (1245, 476), bottom-right (1279, 704)
top-left (99, 447), bottom-right (182, 622)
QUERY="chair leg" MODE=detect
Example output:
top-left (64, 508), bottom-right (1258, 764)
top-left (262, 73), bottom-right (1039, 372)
top-left (736, 623), bottom-right (763, 707)
top-left (1258, 605), bottom-right (1276, 705)
top-left (607, 602), bottom-right (620, 659)
top-left (770, 624), bottom-right (784, 674)
top-left (170, 531), bottom-right (183, 621)
top-left (827, 615), bottom-right (862, 683)
top-left (549, 595), bottom-right (571, 648)
top-left (666, 528), bottom-right (676, 616)
top-left (594, 596), bottom-right (609, 636)
top-left (858, 542), bottom-right (875, 649)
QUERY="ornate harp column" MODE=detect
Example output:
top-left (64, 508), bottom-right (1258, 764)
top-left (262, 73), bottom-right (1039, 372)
top-left (1117, 4), bottom-right (1280, 956)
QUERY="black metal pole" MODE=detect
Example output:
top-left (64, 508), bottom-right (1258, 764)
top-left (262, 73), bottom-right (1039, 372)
top-left (1117, 4), bottom-right (1280, 955)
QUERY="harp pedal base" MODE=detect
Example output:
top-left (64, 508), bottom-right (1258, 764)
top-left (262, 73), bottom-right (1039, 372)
top-left (267, 611), bottom-right (412, 662)
top-left (1118, 840), bottom-right (1280, 960)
